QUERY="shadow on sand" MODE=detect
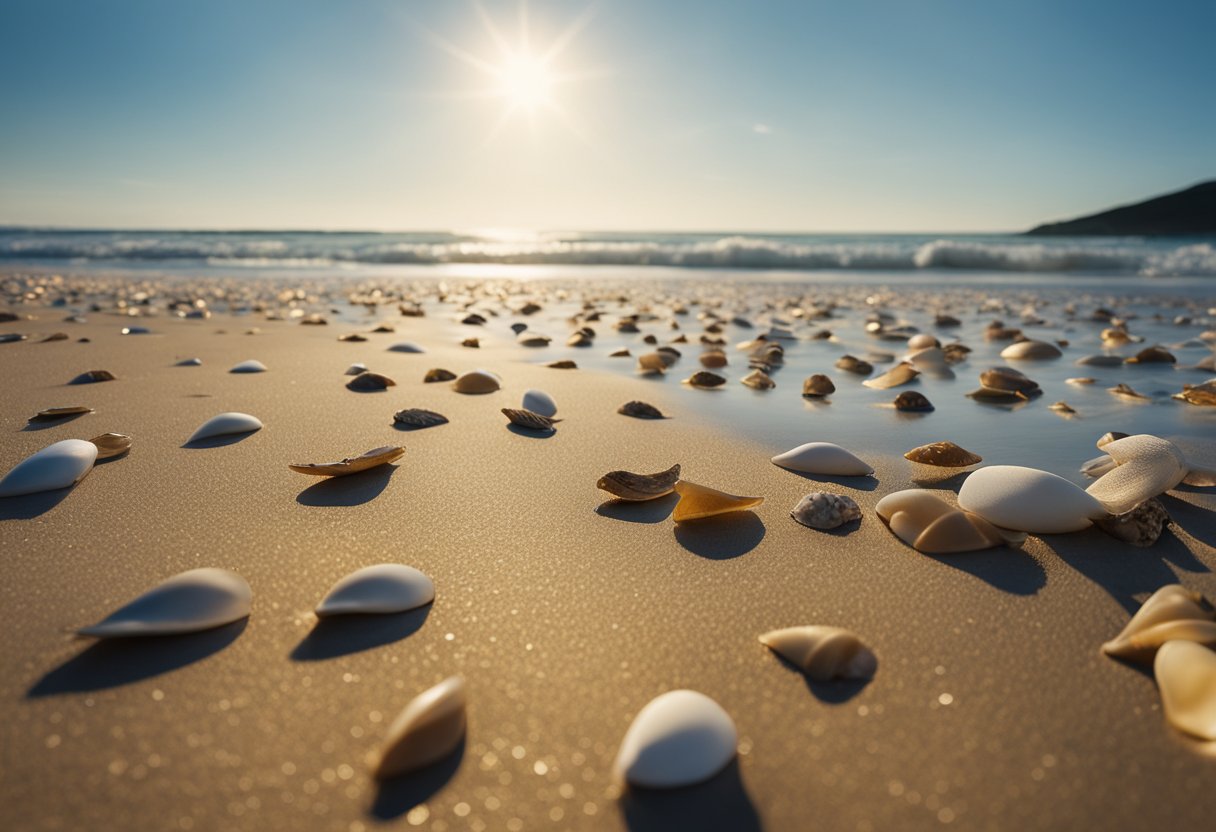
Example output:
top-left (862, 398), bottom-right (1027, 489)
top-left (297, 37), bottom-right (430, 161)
top-left (291, 606), bottom-right (430, 661)
top-left (768, 651), bottom-right (872, 703)
top-left (0, 487), bottom-right (75, 520)
top-left (595, 494), bottom-right (679, 524)
top-left (620, 760), bottom-right (762, 832)
top-left (296, 465), bottom-right (398, 507)
top-left (369, 739), bottom-right (464, 821)
top-left (674, 512), bottom-right (765, 559)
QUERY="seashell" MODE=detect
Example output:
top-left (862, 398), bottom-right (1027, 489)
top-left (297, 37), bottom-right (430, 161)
top-left (790, 492), bottom-right (861, 530)
top-left (836, 354), bottom-right (873, 375)
top-left (699, 350), bottom-right (727, 368)
top-left (344, 363), bottom-right (368, 376)
top-left (176, 358), bottom-right (203, 367)
top-left (0, 439), bottom-right (98, 498)
top-left (1084, 434), bottom-right (1188, 515)
top-left (0, 332), bottom-right (28, 343)
top-left (566, 331), bottom-right (592, 347)
top-left (802, 374), bottom-right (835, 397)
top-left (741, 369), bottom-right (775, 390)
top-left (424, 368), bottom-right (456, 383)
top-left (315, 564), bottom-right (435, 617)
top-left (1154, 641), bottom-right (1216, 740)
top-left (613, 690), bottom-right (737, 789)
top-left (1000, 340), bottom-right (1062, 360)
top-left (1075, 354), bottom-right (1124, 367)
top-left (461, 313), bottom-right (486, 325)
top-left (1050, 401), bottom-right (1076, 414)
top-left (120, 326), bottom-right (151, 335)
top-left (759, 626), bottom-right (877, 680)
top-left (979, 367), bottom-right (1041, 396)
top-left (510, 323), bottom-right (528, 334)
top-left (637, 353), bottom-right (667, 374)
top-left (393, 409), bottom-right (448, 429)
top-left (387, 341), bottom-right (426, 353)
top-left (1109, 382), bottom-right (1149, 400)
top-left (941, 343), bottom-right (971, 364)
top-left (338, 333), bottom-right (368, 342)
top-left (1095, 497), bottom-right (1171, 548)
top-left (1066, 376), bottom-right (1096, 385)
top-left (371, 323), bottom-right (396, 333)
top-left (521, 389), bottom-right (557, 417)
top-left (1102, 585), bottom-right (1216, 663)
top-left (545, 359), bottom-right (578, 369)
top-left (502, 408), bottom-right (560, 431)
top-left (29, 405), bottom-right (94, 423)
top-left (684, 371), bottom-right (726, 388)
top-left (187, 412), bottom-right (263, 443)
top-left (289, 446), bottom-right (404, 477)
top-left (862, 362), bottom-right (919, 389)
top-left (369, 677), bottom-right (467, 779)
top-left (1080, 454), bottom-right (1117, 478)
top-left (618, 400), bottom-right (665, 419)
top-left (460, 337), bottom-right (480, 348)
top-left (89, 433), bottom-right (132, 460)
top-left (905, 347), bottom-right (952, 375)
top-left (672, 480), bottom-right (764, 522)
top-left (893, 391), bottom-right (933, 412)
top-left (1173, 379), bottom-right (1216, 406)
top-left (958, 465), bottom-right (1106, 533)
top-left (453, 370), bottom-right (501, 394)
top-left (597, 464), bottom-right (681, 501)
top-left (772, 442), bottom-right (872, 476)
top-left (935, 314), bottom-right (961, 327)
top-left (346, 372), bottom-right (396, 391)
top-left (517, 331), bottom-right (552, 347)
top-left (903, 441), bottom-right (981, 468)
top-left (78, 568), bottom-right (251, 637)
top-left (1097, 431), bottom-right (1129, 449)
top-left (609, 348), bottom-right (631, 358)
top-left (299, 313), bottom-right (328, 325)
top-left (875, 489), bottom-right (1023, 553)
top-left (70, 370), bottom-right (116, 384)
top-left (229, 359), bottom-right (267, 373)
top-left (1102, 328), bottom-right (1133, 346)
top-left (1126, 346), bottom-right (1175, 364)
top-left (966, 387), bottom-right (1027, 403)
top-left (908, 333), bottom-right (939, 350)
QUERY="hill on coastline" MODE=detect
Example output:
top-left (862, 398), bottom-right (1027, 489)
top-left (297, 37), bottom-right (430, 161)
top-left (1026, 180), bottom-right (1216, 236)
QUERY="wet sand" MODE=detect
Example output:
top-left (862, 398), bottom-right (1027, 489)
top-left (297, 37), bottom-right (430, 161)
top-left (2, 281), bottom-right (1215, 832)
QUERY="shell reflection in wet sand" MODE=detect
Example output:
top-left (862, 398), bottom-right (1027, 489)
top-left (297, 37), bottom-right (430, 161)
top-left (369, 677), bottom-right (467, 779)
top-left (759, 626), bottom-right (878, 681)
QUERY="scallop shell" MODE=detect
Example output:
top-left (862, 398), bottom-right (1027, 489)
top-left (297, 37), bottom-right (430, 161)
top-left (1154, 641), bottom-right (1216, 740)
top-left (835, 355), bottom-right (873, 375)
top-left (618, 401), bottom-right (665, 419)
top-left (789, 492), bottom-right (861, 530)
top-left (1000, 340), bottom-right (1062, 360)
top-left (315, 564), bottom-right (435, 617)
top-left (802, 374), bottom-right (835, 397)
top-left (1084, 434), bottom-right (1188, 516)
top-left (89, 433), bottom-right (132, 460)
top-left (597, 464), bottom-right (681, 501)
top-left (684, 371), bottom-right (726, 388)
top-left (759, 626), bottom-right (877, 681)
top-left (1101, 584), bottom-right (1216, 663)
top-left (0, 439), bottom-right (98, 498)
top-left (387, 342), bottom-right (426, 353)
top-left (862, 362), bottom-right (919, 389)
top-left (70, 370), bottom-right (116, 384)
top-left (672, 480), bottom-right (764, 522)
top-left (903, 441), bottom-right (982, 468)
top-left (957, 465), bottom-right (1106, 533)
top-left (893, 391), bottom-right (933, 412)
top-left (613, 690), bottom-right (737, 789)
top-left (392, 409), bottom-right (448, 429)
top-left (78, 568), bottom-right (251, 637)
top-left (875, 489), bottom-right (1023, 553)
top-left (741, 369), bottom-right (775, 389)
top-left (424, 368), bottom-right (456, 383)
top-left (229, 359), bottom-right (268, 373)
top-left (453, 370), bottom-right (501, 394)
top-left (369, 677), bottom-right (467, 779)
top-left (346, 372), bottom-right (396, 391)
top-left (502, 408), bottom-right (560, 431)
top-left (288, 446), bottom-right (404, 477)
top-left (521, 389), bottom-right (557, 417)
top-left (771, 442), bottom-right (873, 476)
top-left (29, 406), bottom-right (94, 423)
top-left (187, 412), bottom-right (263, 443)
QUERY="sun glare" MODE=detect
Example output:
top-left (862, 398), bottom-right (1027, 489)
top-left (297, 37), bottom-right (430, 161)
top-left (495, 54), bottom-right (554, 110)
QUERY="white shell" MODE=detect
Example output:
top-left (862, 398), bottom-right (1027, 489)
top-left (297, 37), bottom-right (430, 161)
top-left (453, 369), bottom-right (501, 394)
top-left (187, 412), bottom-right (263, 443)
top-left (874, 489), bottom-right (1023, 553)
top-left (958, 465), bottom-right (1106, 533)
top-left (345, 362), bottom-right (368, 376)
top-left (0, 439), bottom-right (98, 498)
top-left (369, 677), bottom-right (467, 778)
top-left (771, 442), bottom-right (873, 476)
top-left (315, 564), bottom-right (435, 617)
top-left (1154, 641), bottom-right (1216, 740)
top-left (614, 690), bottom-right (737, 789)
top-left (521, 389), bottom-right (557, 417)
top-left (759, 626), bottom-right (877, 681)
top-left (1102, 585), bottom-right (1216, 663)
top-left (907, 333), bottom-right (938, 350)
top-left (229, 359), bottom-right (267, 373)
top-left (1000, 340), bottom-right (1062, 360)
top-left (1084, 434), bottom-right (1189, 516)
top-left (387, 341), bottom-right (426, 353)
top-left (78, 568), bottom-right (252, 637)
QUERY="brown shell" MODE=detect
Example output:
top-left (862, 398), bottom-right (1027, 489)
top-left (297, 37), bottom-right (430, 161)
top-left (545, 360), bottom-right (578, 369)
top-left (741, 369), bottom-right (775, 390)
top-left (566, 331), bottom-right (593, 347)
top-left (1125, 346), bottom-right (1175, 364)
top-left (618, 400), bottom-right (665, 419)
top-left (89, 433), bottom-right (132, 460)
top-left (423, 368), bottom-right (456, 383)
top-left (1173, 379), bottom-right (1216, 406)
top-left (967, 387), bottom-right (1028, 403)
top-left (346, 372), bottom-right (396, 391)
top-left (802, 374), bottom-right (835, 397)
top-left (338, 333), bottom-right (368, 342)
top-left (862, 362), bottom-right (919, 389)
top-left (1095, 498), bottom-right (1170, 547)
top-left (609, 348), bottom-right (631, 357)
top-left (596, 464), bottom-right (682, 501)
top-left (684, 371), bottom-right (726, 388)
top-left (461, 337), bottom-right (480, 348)
top-left (393, 409), bottom-right (449, 429)
top-left (903, 441), bottom-right (982, 467)
top-left (1049, 401), bottom-right (1076, 414)
top-left (979, 367), bottom-right (1041, 395)
top-left (894, 391), bottom-right (934, 412)
top-left (835, 355), bottom-right (873, 375)
top-left (699, 350), bottom-right (728, 368)
top-left (29, 405), bottom-right (94, 423)
top-left (502, 408), bottom-right (561, 431)
top-left (289, 445), bottom-right (405, 477)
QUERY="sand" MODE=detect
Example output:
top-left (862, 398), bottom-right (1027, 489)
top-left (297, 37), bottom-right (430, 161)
top-left (2, 298), bottom-right (1215, 832)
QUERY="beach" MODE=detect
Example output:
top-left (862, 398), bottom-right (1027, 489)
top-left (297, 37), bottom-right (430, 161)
top-left (1, 266), bottom-right (1214, 831)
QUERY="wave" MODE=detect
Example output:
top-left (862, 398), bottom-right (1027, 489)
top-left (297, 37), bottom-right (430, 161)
top-left (2, 232), bottom-right (1215, 276)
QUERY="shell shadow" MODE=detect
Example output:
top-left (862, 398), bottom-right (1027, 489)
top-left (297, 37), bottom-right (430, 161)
top-left (922, 545), bottom-right (1047, 596)
top-left (1161, 494), bottom-right (1216, 554)
top-left (296, 466), bottom-right (397, 507)
top-left (911, 470), bottom-right (972, 491)
top-left (181, 432), bottom-right (258, 449)
top-left (776, 470), bottom-right (879, 492)
top-left (369, 737), bottom-right (465, 821)
top-left (595, 494), bottom-right (679, 524)
top-left (27, 620), bottom-right (246, 698)
top-left (506, 424), bottom-right (556, 439)
top-left (768, 651), bottom-right (872, 703)
top-left (0, 487), bottom-right (74, 520)
top-left (291, 606), bottom-right (430, 661)
top-left (390, 421), bottom-right (447, 433)
top-left (620, 759), bottom-right (761, 832)
top-left (21, 413), bottom-right (90, 431)
top-left (674, 512), bottom-right (766, 559)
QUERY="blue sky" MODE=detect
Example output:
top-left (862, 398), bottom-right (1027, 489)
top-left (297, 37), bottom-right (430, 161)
top-left (1, 0), bottom-right (1212, 231)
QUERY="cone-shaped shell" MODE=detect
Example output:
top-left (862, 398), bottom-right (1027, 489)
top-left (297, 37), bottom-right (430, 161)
top-left (522, 389), bottom-right (557, 417)
top-left (1085, 435), bottom-right (1188, 516)
top-left (672, 480), bottom-right (764, 522)
top-left (904, 441), bottom-right (982, 468)
top-left (771, 442), bottom-right (872, 476)
top-left (79, 568), bottom-right (251, 637)
top-left (187, 412), bottom-right (263, 443)
top-left (0, 439), bottom-right (97, 498)
top-left (1101, 585), bottom-right (1216, 663)
top-left (289, 446), bottom-right (404, 477)
top-left (862, 362), bottom-right (919, 389)
top-left (453, 370), bottom-right (500, 394)
top-left (597, 464), bottom-right (681, 501)
top-left (1000, 340), bottom-right (1062, 360)
top-left (316, 564), bottom-right (435, 617)
top-left (759, 626), bottom-right (877, 681)
top-left (1154, 641), bottom-right (1216, 740)
top-left (613, 690), bottom-right (737, 789)
top-left (369, 677), bottom-right (467, 779)
top-left (229, 359), bottom-right (267, 373)
top-left (958, 465), bottom-right (1106, 533)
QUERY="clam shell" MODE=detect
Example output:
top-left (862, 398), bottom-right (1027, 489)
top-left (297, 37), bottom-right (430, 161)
top-left (741, 369), bottom-right (775, 389)
top-left (979, 367), bottom-right (1041, 396)
top-left (393, 409), bottom-right (449, 429)
top-left (78, 568), bottom-right (251, 637)
top-left (521, 389), bottom-right (557, 417)
top-left (0, 439), bottom-right (98, 498)
top-left (893, 391), bottom-right (933, 412)
top-left (613, 690), bottom-right (737, 789)
top-left (502, 408), bottom-right (560, 431)
top-left (1102, 585), bottom-right (1215, 663)
top-left (637, 353), bottom-right (667, 374)
top-left (835, 355), bottom-right (873, 375)
top-left (789, 492), bottom-right (861, 530)
top-left (957, 465), bottom-right (1106, 533)
top-left (288, 445), bottom-right (404, 477)
top-left (338, 333), bottom-right (368, 342)
top-left (802, 374), bottom-right (835, 397)
top-left (89, 433), bottom-right (132, 460)
top-left (424, 368), bottom-right (456, 383)
top-left (229, 359), bottom-right (268, 373)
top-left (875, 489), bottom-right (1021, 553)
top-left (759, 626), bottom-right (877, 681)
top-left (618, 401), bottom-right (665, 419)
top-left (1000, 340), bottom-right (1062, 360)
top-left (369, 677), bottom-right (467, 779)
top-left (597, 464), bottom-right (681, 501)
top-left (387, 341), bottom-right (426, 353)
top-left (70, 370), bottom-right (116, 384)
top-left (771, 442), bottom-right (873, 476)
top-left (453, 370), bottom-right (501, 394)
top-left (672, 480), bottom-right (764, 522)
top-left (315, 564), bottom-right (435, 617)
top-left (344, 363), bottom-right (368, 376)
top-left (1075, 354), bottom-right (1124, 367)
top-left (1085, 434), bottom-right (1188, 515)
top-left (29, 406), bottom-right (94, 423)
top-left (187, 412), bottom-right (263, 443)
top-left (903, 441), bottom-right (982, 468)
top-left (346, 372), bottom-right (396, 391)
top-left (684, 371), bottom-right (726, 388)
top-left (1154, 641), bottom-right (1216, 740)
top-left (699, 350), bottom-right (728, 368)
top-left (966, 387), bottom-right (1028, 403)
top-left (862, 362), bottom-right (919, 389)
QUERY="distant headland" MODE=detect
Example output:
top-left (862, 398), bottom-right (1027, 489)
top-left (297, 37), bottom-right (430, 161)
top-left (1026, 180), bottom-right (1216, 236)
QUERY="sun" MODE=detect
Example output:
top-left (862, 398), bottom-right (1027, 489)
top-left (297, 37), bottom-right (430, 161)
top-left (494, 53), bottom-right (554, 110)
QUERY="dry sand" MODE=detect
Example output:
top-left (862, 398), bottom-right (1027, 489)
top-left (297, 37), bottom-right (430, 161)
top-left (2, 310), bottom-right (1215, 832)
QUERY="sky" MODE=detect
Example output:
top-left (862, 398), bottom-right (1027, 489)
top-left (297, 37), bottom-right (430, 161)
top-left (0, 0), bottom-right (1213, 233)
